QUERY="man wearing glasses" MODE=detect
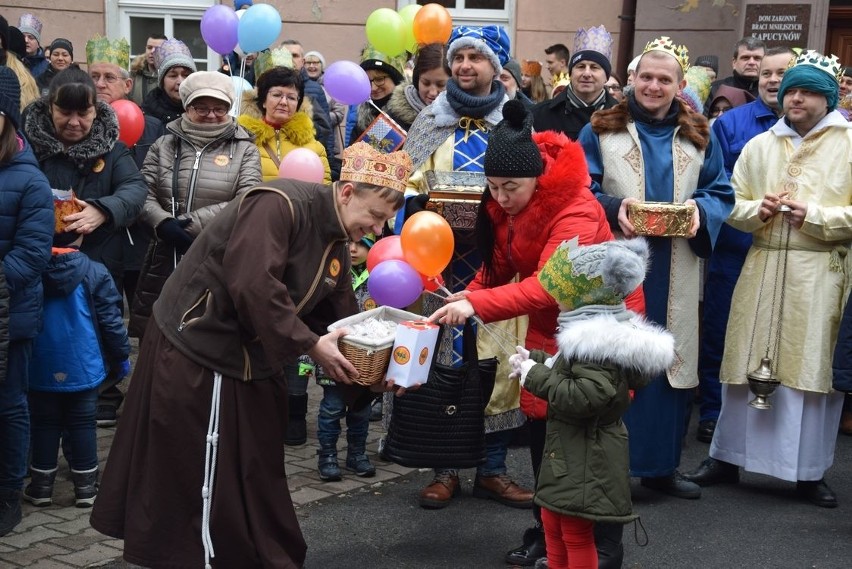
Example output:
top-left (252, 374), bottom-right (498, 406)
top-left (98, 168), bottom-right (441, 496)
top-left (84, 35), bottom-right (166, 427)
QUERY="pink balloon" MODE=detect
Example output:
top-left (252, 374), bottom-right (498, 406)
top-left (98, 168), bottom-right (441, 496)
top-left (278, 148), bottom-right (325, 183)
top-left (323, 61), bottom-right (371, 105)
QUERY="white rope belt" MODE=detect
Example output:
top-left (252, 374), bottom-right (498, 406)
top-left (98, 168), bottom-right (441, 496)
top-left (201, 371), bottom-right (223, 569)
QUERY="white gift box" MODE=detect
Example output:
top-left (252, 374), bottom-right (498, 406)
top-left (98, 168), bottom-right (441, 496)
top-left (385, 320), bottom-right (440, 388)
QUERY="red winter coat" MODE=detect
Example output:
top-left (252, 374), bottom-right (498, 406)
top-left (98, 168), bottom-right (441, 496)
top-left (466, 130), bottom-right (645, 419)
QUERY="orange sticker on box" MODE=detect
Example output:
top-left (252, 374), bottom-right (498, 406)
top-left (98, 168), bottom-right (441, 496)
top-left (418, 347), bottom-right (429, 365)
top-left (393, 346), bottom-right (411, 365)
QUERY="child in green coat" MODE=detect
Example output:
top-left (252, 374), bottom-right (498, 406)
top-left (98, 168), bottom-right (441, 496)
top-left (509, 237), bottom-right (674, 569)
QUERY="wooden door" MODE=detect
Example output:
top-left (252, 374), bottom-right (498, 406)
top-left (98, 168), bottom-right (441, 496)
top-left (827, 7), bottom-right (852, 65)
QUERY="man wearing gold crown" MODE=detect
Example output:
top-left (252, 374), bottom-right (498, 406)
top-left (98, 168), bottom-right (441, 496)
top-left (684, 51), bottom-right (852, 509)
top-left (90, 142), bottom-right (413, 567)
top-left (578, 37), bottom-right (734, 500)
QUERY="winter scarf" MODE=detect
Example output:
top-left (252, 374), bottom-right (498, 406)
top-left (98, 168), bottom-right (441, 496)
top-left (24, 98), bottom-right (118, 167)
top-left (563, 82), bottom-right (607, 110)
top-left (177, 116), bottom-right (236, 149)
top-left (444, 78), bottom-right (505, 119)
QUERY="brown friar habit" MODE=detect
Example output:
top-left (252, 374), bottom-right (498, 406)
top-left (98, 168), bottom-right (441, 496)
top-left (90, 182), bottom-right (367, 568)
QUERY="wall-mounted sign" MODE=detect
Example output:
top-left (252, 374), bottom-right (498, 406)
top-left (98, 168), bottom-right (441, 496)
top-left (744, 4), bottom-right (810, 48)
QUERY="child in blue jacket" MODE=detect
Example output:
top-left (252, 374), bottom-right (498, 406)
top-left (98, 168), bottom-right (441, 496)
top-left (24, 230), bottom-right (130, 508)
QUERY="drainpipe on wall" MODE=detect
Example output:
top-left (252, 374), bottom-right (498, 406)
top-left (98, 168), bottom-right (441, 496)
top-left (617, 0), bottom-right (637, 81)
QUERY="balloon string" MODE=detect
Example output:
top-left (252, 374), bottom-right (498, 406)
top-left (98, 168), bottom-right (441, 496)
top-left (424, 286), bottom-right (522, 356)
top-left (233, 57), bottom-right (247, 118)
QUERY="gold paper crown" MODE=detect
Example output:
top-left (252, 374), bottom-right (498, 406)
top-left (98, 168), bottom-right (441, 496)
top-left (253, 48), bottom-right (295, 80)
top-left (550, 71), bottom-right (570, 89)
top-left (643, 36), bottom-right (690, 74)
top-left (86, 36), bottom-right (130, 69)
top-left (341, 142), bottom-right (413, 193)
top-left (791, 49), bottom-right (843, 83)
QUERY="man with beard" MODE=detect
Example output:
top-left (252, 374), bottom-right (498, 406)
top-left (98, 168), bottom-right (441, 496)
top-left (403, 25), bottom-right (535, 513)
top-left (688, 46), bottom-right (795, 446)
top-left (685, 50), bottom-right (852, 509)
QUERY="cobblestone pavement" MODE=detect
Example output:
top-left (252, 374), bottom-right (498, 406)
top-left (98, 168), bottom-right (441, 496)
top-left (0, 377), bottom-right (413, 568)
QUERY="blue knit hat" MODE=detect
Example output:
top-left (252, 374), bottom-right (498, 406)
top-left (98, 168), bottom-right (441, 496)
top-left (0, 66), bottom-right (22, 131)
top-left (447, 25), bottom-right (510, 74)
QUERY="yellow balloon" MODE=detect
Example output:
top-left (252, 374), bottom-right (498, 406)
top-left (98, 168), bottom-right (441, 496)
top-left (365, 8), bottom-right (407, 57)
top-left (398, 4), bottom-right (422, 54)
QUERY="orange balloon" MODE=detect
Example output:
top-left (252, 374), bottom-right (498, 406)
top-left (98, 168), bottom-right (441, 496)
top-left (401, 211), bottom-right (454, 278)
top-left (412, 3), bottom-right (453, 45)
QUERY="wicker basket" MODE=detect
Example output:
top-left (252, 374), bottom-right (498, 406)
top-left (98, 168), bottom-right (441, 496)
top-left (328, 306), bottom-right (422, 386)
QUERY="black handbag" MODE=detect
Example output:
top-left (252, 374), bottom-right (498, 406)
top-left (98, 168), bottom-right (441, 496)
top-left (384, 321), bottom-right (498, 469)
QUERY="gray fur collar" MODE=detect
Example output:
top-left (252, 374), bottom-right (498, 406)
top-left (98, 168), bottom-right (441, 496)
top-left (24, 99), bottom-right (119, 164)
top-left (386, 83), bottom-right (422, 129)
top-left (557, 313), bottom-right (675, 378)
top-left (429, 89), bottom-right (508, 128)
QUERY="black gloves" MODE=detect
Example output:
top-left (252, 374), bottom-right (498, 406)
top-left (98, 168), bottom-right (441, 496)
top-left (404, 194), bottom-right (430, 221)
top-left (156, 218), bottom-right (194, 255)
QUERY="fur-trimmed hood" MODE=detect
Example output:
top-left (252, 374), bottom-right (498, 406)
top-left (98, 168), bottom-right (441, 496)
top-left (385, 82), bottom-right (422, 131)
top-left (557, 312), bottom-right (674, 379)
top-left (590, 99), bottom-right (710, 151)
top-left (237, 88), bottom-right (317, 146)
top-left (485, 129), bottom-right (593, 228)
top-left (24, 98), bottom-right (119, 166)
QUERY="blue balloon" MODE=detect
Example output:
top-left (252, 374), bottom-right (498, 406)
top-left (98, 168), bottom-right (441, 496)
top-left (368, 260), bottom-right (424, 309)
top-left (237, 4), bottom-right (283, 54)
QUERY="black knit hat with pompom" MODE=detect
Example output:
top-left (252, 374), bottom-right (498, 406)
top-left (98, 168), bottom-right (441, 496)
top-left (484, 99), bottom-right (543, 178)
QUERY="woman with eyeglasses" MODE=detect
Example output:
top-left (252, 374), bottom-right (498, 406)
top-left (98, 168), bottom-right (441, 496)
top-left (129, 71), bottom-right (261, 338)
top-left (347, 46), bottom-right (407, 145)
top-left (22, 67), bottom-right (147, 289)
top-left (140, 39), bottom-right (197, 124)
top-left (237, 56), bottom-right (331, 183)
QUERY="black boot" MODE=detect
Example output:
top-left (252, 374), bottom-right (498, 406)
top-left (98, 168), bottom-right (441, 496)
top-left (595, 521), bottom-right (624, 569)
top-left (682, 457), bottom-right (739, 487)
top-left (285, 393), bottom-right (309, 446)
top-left (0, 488), bottom-right (22, 537)
top-left (23, 466), bottom-right (57, 507)
top-left (317, 442), bottom-right (342, 481)
top-left (504, 525), bottom-right (546, 566)
top-left (797, 479), bottom-right (838, 508)
top-left (71, 467), bottom-right (98, 508)
top-left (345, 433), bottom-right (376, 477)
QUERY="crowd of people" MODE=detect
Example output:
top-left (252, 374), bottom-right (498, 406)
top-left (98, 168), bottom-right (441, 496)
top-left (0, 5), bottom-right (851, 569)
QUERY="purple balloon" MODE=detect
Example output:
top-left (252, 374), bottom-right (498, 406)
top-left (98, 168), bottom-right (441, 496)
top-left (201, 5), bottom-right (239, 56)
top-left (368, 260), bottom-right (424, 309)
top-left (324, 61), bottom-right (371, 106)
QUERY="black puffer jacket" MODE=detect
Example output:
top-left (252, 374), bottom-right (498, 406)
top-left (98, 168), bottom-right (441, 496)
top-left (23, 98), bottom-right (148, 283)
top-left (0, 264), bottom-right (9, 383)
top-left (141, 87), bottom-right (185, 124)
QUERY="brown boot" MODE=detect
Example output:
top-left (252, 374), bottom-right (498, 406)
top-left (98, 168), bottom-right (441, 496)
top-left (473, 474), bottom-right (534, 508)
top-left (840, 411), bottom-right (852, 436)
top-left (418, 472), bottom-right (460, 509)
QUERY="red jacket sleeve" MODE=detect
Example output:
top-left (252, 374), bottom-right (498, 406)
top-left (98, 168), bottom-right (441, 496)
top-left (467, 203), bottom-right (612, 323)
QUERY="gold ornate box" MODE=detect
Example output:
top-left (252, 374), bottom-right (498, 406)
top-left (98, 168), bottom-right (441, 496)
top-left (423, 171), bottom-right (486, 230)
top-left (628, 202), bottom-right (696, 237)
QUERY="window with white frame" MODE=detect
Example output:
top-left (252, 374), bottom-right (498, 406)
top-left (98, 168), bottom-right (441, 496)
top-left (109, 0), bottom-right (218, 72)
top-left (397, 0), bottom-right (514, 28)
